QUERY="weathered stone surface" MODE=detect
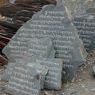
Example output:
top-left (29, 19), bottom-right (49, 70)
top-left (74, 10), bottom-right (95, 51)
top-left (36, 58), bottom-right (63, 90)
top-left (4, 61), bottom-right (48, 95)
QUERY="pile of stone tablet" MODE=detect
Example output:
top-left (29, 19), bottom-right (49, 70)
top-left (0, 0), bottom-right (56, 65)
top-left (1, 1), bottom-right (88, 95)
top-left (11, 1), bottom-right (87, 80)
top-left (2, 36), bottom-right (63, 95)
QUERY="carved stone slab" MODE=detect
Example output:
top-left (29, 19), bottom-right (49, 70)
top-left (4, 61), bottom-right (48, 95)
top-left (3, 37), bottom-right (55, 62)
top-left (36, 58), bottom-right (63, 90)
top-left (74, 13), bottom-right (95, 51)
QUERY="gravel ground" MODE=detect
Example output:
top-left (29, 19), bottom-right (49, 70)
top-left (0, 51), bottom-right (95, 95)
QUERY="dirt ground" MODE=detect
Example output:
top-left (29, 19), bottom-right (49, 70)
top-left (0, 51), bottom-right (95, 95)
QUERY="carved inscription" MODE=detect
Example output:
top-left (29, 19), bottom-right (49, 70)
top-left (74, 15), bottom-right (95, 51)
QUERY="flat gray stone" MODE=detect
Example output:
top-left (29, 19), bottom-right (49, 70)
top-left (74, 9), bottom-right (95, 51)
top-left (2, 59), bottom-right (48, 85)
top-left (4, 61), bottom-right (48, 95)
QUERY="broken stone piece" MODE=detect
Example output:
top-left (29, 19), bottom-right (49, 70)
top-left (28, 37), bottom-right (55, 58)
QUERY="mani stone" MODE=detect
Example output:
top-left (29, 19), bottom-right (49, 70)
top-left (2, 60), bottom-right (48, 86)
top-left (36, 58), bottom-right (63, 90)
top-left (73, 9), bottom-right (95, 51)
top-left (3, 37), bottom-right (28, 62)
top-left (3, 37), bottom-right (55, 62)
top-left (3, 1), bottom-right (87, 80)
top-left (4, 61), bottom-right (48, 95)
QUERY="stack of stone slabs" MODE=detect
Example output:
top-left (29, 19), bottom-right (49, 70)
top-left (3, 2), bottom-right (87, 80)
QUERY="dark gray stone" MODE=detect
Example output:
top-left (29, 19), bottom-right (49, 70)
top-left (4, 61), bottom-right (48, 95)
top-left (74, 12), bottom-right (95, 51)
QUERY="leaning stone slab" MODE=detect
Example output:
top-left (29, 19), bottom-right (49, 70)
top-left (73, 8), bottom-right (95, 51)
